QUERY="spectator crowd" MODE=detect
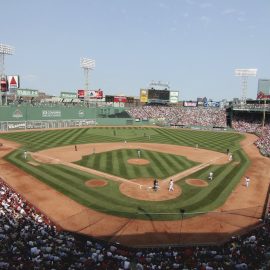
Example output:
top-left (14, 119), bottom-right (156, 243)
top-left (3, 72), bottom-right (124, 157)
top-left (232, 114), bottom-right (270, 156)
top-left (1, 177), bottom-right (270, 269)
top-left (127, 106), bottom-right (227, 128)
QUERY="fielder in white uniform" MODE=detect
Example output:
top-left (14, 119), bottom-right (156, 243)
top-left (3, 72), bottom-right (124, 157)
top-left (169, 179), bottom-right (174, 192)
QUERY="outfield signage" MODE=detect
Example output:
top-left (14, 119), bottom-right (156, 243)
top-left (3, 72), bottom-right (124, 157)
top-left (7, 75), bottom-right (20, 89)
top-left (183, 101), bottom-right (197, 107)
top-left (60, 92), bottom-right (77, 99)
top-left (140, 89), bottom-right (148, 103)
top-left (204, 101), bottom-right (220, 107)
top-left (42, 110), bottom-right (61, 118)
top-left (170, 91), bottom-right (179, 104)
top-left (16, 89), bottom-right (38, 97)
top-left (114, 96), bottom-right (127, 103)
top-left (12, 109), bottom-right (23, 118)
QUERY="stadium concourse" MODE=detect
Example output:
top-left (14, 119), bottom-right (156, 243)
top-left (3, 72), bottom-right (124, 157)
top-left (1, 177), bottom-right (270, 270)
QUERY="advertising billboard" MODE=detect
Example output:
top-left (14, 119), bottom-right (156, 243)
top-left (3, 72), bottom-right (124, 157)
top-left (87, 89), bottom-right (103, 99)
top-left (170, 91), bottom-right (179, 103)
top-left (114, 96), bottom-right (127, 103)
top-left (7, 75), bottom-right (20, 89)
top-left (16, 89), bottom-right (38, 97)
top-left (140, 89), bottom-right (148, 103)
top-left (257, 79), bottom-right (270, 99)
top-left (77, 90), bottom-right (85, 98)
top-left (60, 92), bottom-right (77, 99)
top-left (204, 101), bottom-right (220, 107)
top-left (0, 76), bottom-right (8, 92)
top-left (95, 89), bottom-right (103, 99)
top-left (183, 101), bottom-right (197, 107)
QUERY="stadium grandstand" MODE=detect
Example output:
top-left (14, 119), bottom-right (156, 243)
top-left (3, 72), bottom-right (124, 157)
top-left (2, 82), bottom-right (270, 269)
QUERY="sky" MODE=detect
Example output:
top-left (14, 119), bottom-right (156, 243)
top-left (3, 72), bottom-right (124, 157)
top-left (1, 0), bottom-right (270, 100)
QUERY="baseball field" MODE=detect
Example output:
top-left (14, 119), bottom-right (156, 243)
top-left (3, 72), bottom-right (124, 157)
top-left (0, 126), bottom-right (269, 246)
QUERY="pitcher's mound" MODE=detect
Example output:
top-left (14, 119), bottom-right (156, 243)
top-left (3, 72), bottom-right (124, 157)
top-left (127, 159), bottom-right (150, 165)
top-left (85, 179), bottom-right (108, 188)
top-left (185, 179), bottom-right (208, 187)
top-left (120, 178), bottom-right (181, 201)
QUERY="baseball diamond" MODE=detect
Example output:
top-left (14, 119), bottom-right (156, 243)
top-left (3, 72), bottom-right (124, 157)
top-left (0, 122), bottom-right (269, 248)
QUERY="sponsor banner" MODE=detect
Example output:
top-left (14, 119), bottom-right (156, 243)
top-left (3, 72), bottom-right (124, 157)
top-left (7, 75), bottom-right (20, 89)
top-left (0, 77), bottom-right (8, 92)
top-left (170, 91), bottom-right (179, 97)
top-left (16, 89), bottom-right (38, 97)
top-left (77, 90), bottom-right (85, 98)
top-left (8, 123), bottom-right (26, 130)
top-left (170, 96), bottom-right (178, 103)
top-left (204, 101), bottom-right (220, 107)
top-left (197, 101), bottom-right (204, 106)
top-left (60, 92), bottom-right (77, 99)
top-left (87, 89), bottom-right (103, 99)
top-left (114, 96), bottom-right (127, 103)
top-left (170, 91), bottom-right (179, 103)
top-left (88, 90), bottom-right (96, 97)
top-left (140, 89), bottom-right (148, 103)
top-left (95, 89), bottom-right (103, 99)
top-left (42, 110), bottom-right (61, 118)
top-left (257, 91), bottom-right (270, 100)
top-left (12, 109), bottom-right (23, 118)
top-left (183, 101), bottom-right (197, 107)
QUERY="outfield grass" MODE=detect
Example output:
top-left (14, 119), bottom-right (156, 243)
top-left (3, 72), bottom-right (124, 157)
top-left (0, 127), bottom-right (248, 220)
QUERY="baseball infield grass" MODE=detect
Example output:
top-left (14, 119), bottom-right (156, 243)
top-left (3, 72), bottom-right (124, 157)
top-left (0, 127), bottom-right (249, 220)
top-left (76, 149), bottom-right (198, 179)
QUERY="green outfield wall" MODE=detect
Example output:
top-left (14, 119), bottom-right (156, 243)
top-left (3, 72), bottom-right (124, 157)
top-left (0, 105), bottom-right (153, 131)
top-left (0, 106), bottom-right (129, 121)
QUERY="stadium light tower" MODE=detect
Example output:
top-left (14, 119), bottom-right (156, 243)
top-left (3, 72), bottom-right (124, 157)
top-left (80, 57), bottom-right (95, 91)
top-left (234, 68), bottom-right (257, 104)
top-left (0, 43), bottom-right (15, 78)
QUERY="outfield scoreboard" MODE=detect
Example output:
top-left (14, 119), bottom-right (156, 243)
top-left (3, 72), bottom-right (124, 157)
top-left (140, 88), bottom-right (179, 104)
top-left (148, 89), bottom-right (170, 103)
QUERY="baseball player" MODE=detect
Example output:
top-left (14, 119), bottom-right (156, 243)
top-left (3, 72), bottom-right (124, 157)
top-left (245, 176), bottom-right (250, 188)
top-left (23, 150), bottom-right (27, 160)
top-left (169, 179), bottom-right (174, 192)
top-left (137, 149), bottom-right (141, 158)
top-left (208, 171), bottom-right (213, 181)
top-left (153, 179), bottom-right (159, 191)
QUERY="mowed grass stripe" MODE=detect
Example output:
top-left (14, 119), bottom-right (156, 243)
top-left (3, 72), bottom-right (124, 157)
top-left (143, 151), bottom-right (169, 177)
